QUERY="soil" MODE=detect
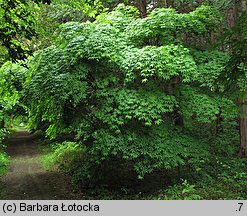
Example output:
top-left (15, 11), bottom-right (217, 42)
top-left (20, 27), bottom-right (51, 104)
top-left (0, 130), bottom-right (83, 200)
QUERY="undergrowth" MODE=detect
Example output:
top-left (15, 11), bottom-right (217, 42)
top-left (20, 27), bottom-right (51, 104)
top-left (41, 141), bottom-right (86, 174)
top-left (0, 129), bottom-right (10, 176)
top-left (40, 137), bottom-right (247, 200)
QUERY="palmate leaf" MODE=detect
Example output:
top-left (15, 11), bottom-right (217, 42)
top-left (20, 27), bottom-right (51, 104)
top-left (120, 45), bottom-right (197, 83)
top-left (91, 124), bottom-right (208, 177)
top-left (94, 88), bottom-right (177, 130)
top-left (21, 4), bottom-right (227, 180)
top-left (127, 6), bottom-right (221, 46)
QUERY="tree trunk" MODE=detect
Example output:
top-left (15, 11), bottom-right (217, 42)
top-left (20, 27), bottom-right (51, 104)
top-left (167, 77), bottom-right (184, 126)
top-left (238, 0), bottom-right (247, 157)
top-left (0, 119), bottom-right (4, 129)
top-left (157, 0), bottom-right (167, 8)
top-left (138, 0), bottom-right (147, 18)
top-left (239, 103), bottom-right (247, 157)
top-left (216, 108), bottom-right (223, 134)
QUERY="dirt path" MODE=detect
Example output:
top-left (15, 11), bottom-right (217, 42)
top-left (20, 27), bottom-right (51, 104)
top-left (0, 131), bottom-right (82, 200)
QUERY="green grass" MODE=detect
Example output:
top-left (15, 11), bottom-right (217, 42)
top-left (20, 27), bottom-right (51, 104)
top-left (41, 153), bottom-right (57, 171)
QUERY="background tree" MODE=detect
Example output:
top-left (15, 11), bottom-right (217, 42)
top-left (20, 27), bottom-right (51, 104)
top-left (220, 0), bottom-right (247, 157)
top-left (235, 0), bottom-right (247, 157)
top-left (0, 0), bottom-right (37, 61)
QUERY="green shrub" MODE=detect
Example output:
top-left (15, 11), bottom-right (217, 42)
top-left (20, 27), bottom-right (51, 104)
top-left (156, 179), bottom-right (201, 200)
top-left (0, 129), bottom-right (10, 176)
top-left (212, 132), bottom-right (239, 156)
top-left (23, 5), bottom-right (225, 186)
top-left (42, 141), bottom-right (86, 174)
top-left (0, 152), bottom-right (9, 176)
top-left (0, 129), bottom-right (9, 146)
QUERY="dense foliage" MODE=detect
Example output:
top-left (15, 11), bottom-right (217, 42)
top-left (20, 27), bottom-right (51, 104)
top-left (0, 0), bottom-right (37, 60)
top-left (20, 5), bottom-right (235, 182)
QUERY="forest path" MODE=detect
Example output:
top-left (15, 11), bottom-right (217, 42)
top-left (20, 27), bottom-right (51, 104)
top-left (0, 130), bottom-right (81, 200)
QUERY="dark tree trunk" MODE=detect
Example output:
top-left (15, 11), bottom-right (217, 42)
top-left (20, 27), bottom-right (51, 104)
top-left (138, 0), bottom-right (147, 18)
top-left (239, 103), bottom-right (247, 157)
top-left (238, 0), bottom-right (247, 157)
top-left (157, 0), bottom-right (167, 8)
top-left (216, 108), bottom-right (223, 134)
top-left (0, 119), bottom-right (4, 128)
top-left (167, 77), bottom-right (184, 126)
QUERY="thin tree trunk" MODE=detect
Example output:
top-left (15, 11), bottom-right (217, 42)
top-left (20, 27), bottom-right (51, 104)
top-left (138, 0), bottom-right (147, 18)
top-left (216, 108), bottom-right (223, 134)
top-left (239, 103), bottom-right (247, 157)
top-left (238, 0), bottom-right (247, 157)
top-left (167, 77), bottom-right (184, 126)
top-left (157, 0), bottom-right (167, 7)
top-left (0, 119), bottom-right (4, 128)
